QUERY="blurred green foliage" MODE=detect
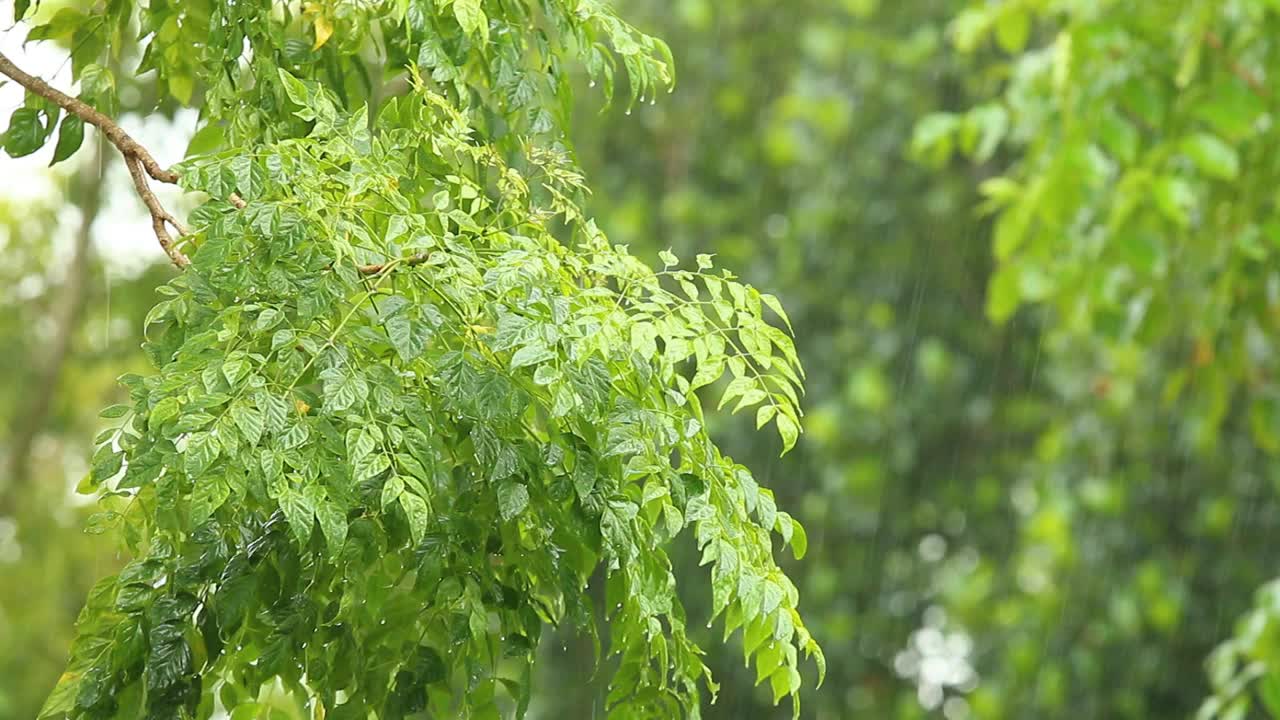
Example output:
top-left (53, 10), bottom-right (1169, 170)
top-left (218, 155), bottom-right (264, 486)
top-left (0, 177), bottom-right (177, 716)
top-left (7, 0), bottom-right (1280, 718)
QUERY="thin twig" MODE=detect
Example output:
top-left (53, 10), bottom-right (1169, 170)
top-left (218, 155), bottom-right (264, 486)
top-left (0, 50), bottom-right (193, 266)
top-left (357, 253), bottom-right (431, 275)
top-left (125, 155), bottom-right (190, 266)
top-left (1205, 32), bottom-right (1270, 99)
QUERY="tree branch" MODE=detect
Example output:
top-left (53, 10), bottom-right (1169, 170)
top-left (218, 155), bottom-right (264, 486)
top-left (1205, 32), bottom-right (1270, 100)
top-left (0, 51), bottom-right (407, 274)
top-left (357, 253), bottom-right (431, 275)
top-left (0, 50), bottom-right (190, 267)
top-left (125, 155), bottom-right (189, 266)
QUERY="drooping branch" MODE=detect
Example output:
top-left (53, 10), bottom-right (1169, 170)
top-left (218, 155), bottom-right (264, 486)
top-left (0, 50), bottom-right (190, 267)
top-left (0, 49), bottom-right (416, 276)
top-left (125, 154), bottom-right (189, 264)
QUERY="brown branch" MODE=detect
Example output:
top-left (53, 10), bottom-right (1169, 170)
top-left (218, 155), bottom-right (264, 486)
top-left (0, 50), bottom-right (191, 266)
top-left (125, 155), bottom-right (190, 266)
top-left (1205, 32), bottom-right (1270, 99)
top-left (357, 253), bottom-right (431, 275)
top-left (0, 51), bottom-right (178, 183)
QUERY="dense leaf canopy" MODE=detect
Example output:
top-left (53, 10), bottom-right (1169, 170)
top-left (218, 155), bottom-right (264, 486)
top-left (3, 1), bottom-right (818, 718)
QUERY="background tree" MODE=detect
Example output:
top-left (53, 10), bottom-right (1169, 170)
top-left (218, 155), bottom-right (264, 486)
top-left (8, 1), bottom-right (1280, 720)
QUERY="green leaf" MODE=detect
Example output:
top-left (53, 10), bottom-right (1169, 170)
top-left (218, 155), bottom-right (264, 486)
top-left (384, 300), bottom-right (430, 362)
top-left (277, 69), bottom-right (310, 107)
top-left (910, 112), bottom-right (959, 165)
top-left (191, 476), bottom-right (230, 523)
top-left (965, 103), bottom-right (1008, 162)
top-left (78, 65), bottom-right (115, 107)
top-left (1153, 175), bottom-right (1196, 227)
top-left (99, 404), bottom-right (131, 419)
top-left (26, 8), bottom-right (87, 44)
top-left (789, 520), bottom-right (808, 560)
top-left (775, 413), bottom-right (800, 454)
top-left (754, 642), bottom-right (784, 685)
top-left (49, 114), bottom-right (84, 166)
top-left (734, 387), bottom-right (769, 413)
top-left (230, 404), bottom-right (265, 446)
top-left (259, 392), bottom-right (289, 432)
top-left (994, 7), bottom-right (1030, 53)
top-left (691, 355), bottom-right (725, 389)
top-left (4, 108), bottom-right (46, 158)
top-left (808, 640), bottom-right (827, 687)
top-left (150, 397), bottom-right (181, 428)
top-left (185, 122), bottom-right (225, 157)
top-left (146, 622), bottom-right (193, 691)
top-left (322, 368), bottom-right (368, 413)
top-left (510, 343), bottom-right (555, 369)
top-left (229, 704), bottom-right (268, 720)
top-left (346, 427), bottom-right (378, 465)
top-left (769, 666), bottom-right (802, 706)
top-left (271, 328), bottom-right (296, 351)
top-left (279, 487), bottom-right (316, 545)
top-left (381, 475), bottom-right (405, 511)
top-left (498, 481), bottom-right (530, 521)
top-left (453, 0), bottom-right (488, 40)
top-left (400, 491), bottom-right (430, 543)
top-left (280, 421), bottom-right (310, 450)
top-left (1099, 110), bottom-right (1139, 163)
top-left (1181, 132), bottom-right (1240, 180)
top-left (760, 293), bottom-right (793, 333)
top-left (184, 431), bottom-right (221, 477)
top-left (254, 308), bottom-right (284, 332)
top-left (1259, 673), bottom-right (1280, 717)
top-left (222, 354), bottom-right (252, 387)
top-left (316, 500), bottom-right (348, 553)
top-left (38, 671), bottom-right (80, 718)
top-left (91, 443), bottom-right (123, 482)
